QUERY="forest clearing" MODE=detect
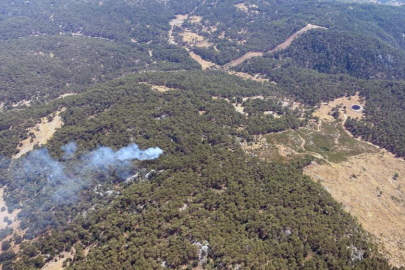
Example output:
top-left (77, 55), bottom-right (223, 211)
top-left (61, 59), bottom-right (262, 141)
top-left (13, 110), bottom-right (64, 159)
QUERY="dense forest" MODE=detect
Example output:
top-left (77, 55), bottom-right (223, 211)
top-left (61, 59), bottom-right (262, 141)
top-left (0, 74), bottom-right (396, 269)
top-left (182, 0), bottom-right (405, 66)
top-left (0, 0), bottom-right (202, 104)
top-left (279, 30), bottom-right (405, 80)
top-left (1, 0), bottom-right (405, 269)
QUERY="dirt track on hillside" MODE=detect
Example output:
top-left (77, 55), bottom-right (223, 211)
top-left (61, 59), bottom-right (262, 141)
top-left (224, 24), bottom-right (326, 69)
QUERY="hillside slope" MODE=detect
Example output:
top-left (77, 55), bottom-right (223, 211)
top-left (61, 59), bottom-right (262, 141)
top-left (1, 0), bottom-right (405, 269)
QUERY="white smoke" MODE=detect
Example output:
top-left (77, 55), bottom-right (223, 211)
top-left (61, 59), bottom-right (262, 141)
top-left (61, 141), bottom-right (77, 160)
top-left (8, 142), bottom-right (163, 205)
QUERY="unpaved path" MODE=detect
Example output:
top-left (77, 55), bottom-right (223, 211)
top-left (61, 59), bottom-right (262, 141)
top-left (270, 24), bottom-right (326, 53)
top-left (224, 51), bottom-right (263, 69)
top-left (295, 131), bottom-right (306, 151)
top-left (334, 122), bottom-right (341, 144)
top-left (167, 15), bottom-right (326, 74)
top-left (189, 51), bottom-right (219, 70)
top-left (294, 130), bottom-right (335, 166)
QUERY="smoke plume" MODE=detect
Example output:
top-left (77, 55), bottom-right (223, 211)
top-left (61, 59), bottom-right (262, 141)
top-left (61, 141), bottom-right (77, 160)
top-left (8, 142), bottom-right (163, 205)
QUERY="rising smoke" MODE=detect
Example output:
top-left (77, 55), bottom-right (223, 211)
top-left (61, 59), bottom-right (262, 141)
top-left (8, 142), bottom-right (163, 205)
top-left (61, 141), bottom-right (77, 160)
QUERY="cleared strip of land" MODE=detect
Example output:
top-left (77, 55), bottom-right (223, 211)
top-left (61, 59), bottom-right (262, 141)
top-left (224, 24), bottom-right (326, 69)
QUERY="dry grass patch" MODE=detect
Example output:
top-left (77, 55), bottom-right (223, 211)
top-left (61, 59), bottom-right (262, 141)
top-left (181, 30), bottom-right (213, 48)
top-left (241, 135), bottom-right (284, 161)
top-left (313, 93), bottom-right (365, 121)
top-left (235, 3), bottom-right (248, 12)
top-left (182, 31), bottom-right (205, 43)
top-left (139, 82), bottom-right (178, 92)
top-left (56, 93), bottom-right (76, 100)
top-left (228, 71), bottom-right (269, 83)
top-left (152, 85), bottom-right (177, 92)
top-left (168, 14), bottom-right (188, 45)
top-left (13, 99), bottom-right (32, 108)
top-left (169, 14), bottom-right (188, 27)
top-left (189, 16), bottom-right (202, 24)
top-left (305, 152), bottom-right (405, 267)
top-left (41, 251), bottom-right (74, 270)
top-left (14, 109), bottom-right (65, 159)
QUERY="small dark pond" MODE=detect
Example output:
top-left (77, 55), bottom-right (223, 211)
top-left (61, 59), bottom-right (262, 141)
top-left (352, 105), bottom-right (361, 110)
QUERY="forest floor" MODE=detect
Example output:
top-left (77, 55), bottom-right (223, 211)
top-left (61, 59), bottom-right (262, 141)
top-left (241, 94), bottom-right (405, 267)
top-left (13, 109), bottom-right (64, 159)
